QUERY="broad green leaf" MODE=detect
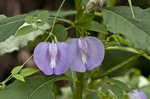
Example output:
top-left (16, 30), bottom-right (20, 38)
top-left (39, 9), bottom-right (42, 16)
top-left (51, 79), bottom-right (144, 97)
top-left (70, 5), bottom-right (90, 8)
top-left (15, 25), bottom-right (34, 36)
top-left (16, 11), bottom-right (51, 36)
top-left (53, 24), bottom-right (68, 41)
top-left (36, 11), bottom-right (49, 23)
top-left (87, 21), bottom-right (108, 34)
top-left (0, 76), bottom-right (55, 99)
top-left (13, 74), bottom-right (25, 82)
top-left (0, 29), bottom-right (45, 55)
top-left (0, 15), bottom-right (24, 42)
top-left (15, 22), bottom-right (50, 36)
top-left (103, 77), bottom-right (131, 92)
top-left (102, 6), bottom-right (150, 54)
top-left (20, 68), bottom-right (39, 77)
top-left (98, 50), bottom-right (137, 77)
top-left (11, 66), bottom-right (23, 75)
top-left (90, 78), bottom-right (130, 99)
top-left (0, 10), bottom-right (75, 42)
top-left (0, 11), bottom-right (41, 42)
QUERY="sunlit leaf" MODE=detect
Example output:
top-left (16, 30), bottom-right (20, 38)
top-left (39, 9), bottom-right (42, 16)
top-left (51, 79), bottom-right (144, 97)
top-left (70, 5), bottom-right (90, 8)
top-left (102, 6), bottom-right (150, 54)
top-left (20, 68), bottom-right (39, 77)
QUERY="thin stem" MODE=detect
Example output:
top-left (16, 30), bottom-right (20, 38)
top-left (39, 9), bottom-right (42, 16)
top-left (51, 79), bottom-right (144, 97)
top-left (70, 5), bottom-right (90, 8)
top-left (45, 0), bottom-right (66, 41)
top-left (106, 46), bottom-right (138, 54)
top-left (52, 17), bottom-right (74, 26)
top-left (93, 55), bottom-right (140, 80)
top-left (106, 46), bottom-right (150, 61)
top-left (1, 55), bottom-right (33, 85)
top-left (75, 0), bottom-right (83, 20)
top-left (128, 0), bottom-right (135, 18)
top-left (22, 55), bottom-right (33, 66)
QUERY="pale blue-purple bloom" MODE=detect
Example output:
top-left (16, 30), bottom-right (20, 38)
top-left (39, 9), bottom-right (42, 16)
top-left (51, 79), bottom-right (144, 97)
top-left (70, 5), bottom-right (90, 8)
top-left (128, 89), bottom-right (147, 99)
top-left (33, 42), bottom-right (72, 75)
top-left (69, 37), bottom-right (105, 72)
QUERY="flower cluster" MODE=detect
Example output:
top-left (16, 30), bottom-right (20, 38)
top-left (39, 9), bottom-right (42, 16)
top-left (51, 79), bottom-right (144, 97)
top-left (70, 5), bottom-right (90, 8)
top-left (128, 89), bottom-right (147, 99)
top-left (33, 36), bottom-right (105, 75)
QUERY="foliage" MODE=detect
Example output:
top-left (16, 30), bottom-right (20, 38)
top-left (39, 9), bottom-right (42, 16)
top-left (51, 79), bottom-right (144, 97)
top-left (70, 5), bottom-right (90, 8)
top-left (0, 0), bottom-right (150, 99)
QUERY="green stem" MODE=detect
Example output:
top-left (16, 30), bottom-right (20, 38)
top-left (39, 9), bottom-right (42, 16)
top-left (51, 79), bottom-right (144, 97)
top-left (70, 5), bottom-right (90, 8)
top-left (86, 80), bottom-right (97, 99)
top-left (0, 55), bottom-right (33, 85)
top-left (45, 0), bottom-right (66, 41)
top-left (106, 46), bottom-right (138, 54)
top-left (53, 17), bottom-right (74, 26)
top-left (128, 0), bottom-right (135, 18)
top-left (75, 0), bottom-right (83, 20)
top-left (73, 72), bottom-right (84, 99)
top-left (106, 46), bottom-right (150, 61)
top-left (93, 55), bottom-right (140, 80)
top-left (75, 0), bottom-right (84, 37)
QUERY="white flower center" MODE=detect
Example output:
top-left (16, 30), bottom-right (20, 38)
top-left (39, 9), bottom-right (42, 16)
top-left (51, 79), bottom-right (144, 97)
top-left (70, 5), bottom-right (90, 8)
top-left (81, 53), bottom-right (87, 65)
top-left (49, 42), bottom-right (58, 68)
top-left (78, 39), bottom-right (88, 65)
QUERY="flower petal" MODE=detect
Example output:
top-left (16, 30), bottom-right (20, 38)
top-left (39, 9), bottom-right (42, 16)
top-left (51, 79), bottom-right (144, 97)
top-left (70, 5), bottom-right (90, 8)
top-left (33, 42), bottom-right (53, 75)
top-left (128, 89), bottom-right (147, 99)
top-left (69, 39), bottom-right (86, 72)
top-left (85, 37), bottom-right (105, 70)
top-left (54, 42), bottom-right (72, 75)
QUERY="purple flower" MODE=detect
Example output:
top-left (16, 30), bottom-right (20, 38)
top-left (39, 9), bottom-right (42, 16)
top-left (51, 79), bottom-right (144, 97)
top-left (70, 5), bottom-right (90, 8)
top-left (128, 89), bottom-right (147, 99)
top-left (33, 42), bottom-right (72, 75)
top-left (69, 37), bottom-right (105, 72)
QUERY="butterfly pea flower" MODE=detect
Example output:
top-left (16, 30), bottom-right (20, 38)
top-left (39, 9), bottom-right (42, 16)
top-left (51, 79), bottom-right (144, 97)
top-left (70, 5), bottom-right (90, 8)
top-left (33, 42), bottom-right (72, 75)
top-left (69, 37), bottom-right (105, 72)
top-left (128, 89), bottom-right (147, 99)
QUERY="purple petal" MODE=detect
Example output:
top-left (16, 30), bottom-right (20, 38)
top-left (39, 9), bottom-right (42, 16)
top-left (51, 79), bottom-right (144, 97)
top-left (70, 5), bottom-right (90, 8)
top-left (69, 39), bottom-right (86, 72)
top-left (128, 89), bottom-right (147, 99)
top-left (54, 42), bottom-right (72, 75)
top-left (85, 37), bottom-right (105, 70)
top-left (33, 42), bottom-right (53, 75)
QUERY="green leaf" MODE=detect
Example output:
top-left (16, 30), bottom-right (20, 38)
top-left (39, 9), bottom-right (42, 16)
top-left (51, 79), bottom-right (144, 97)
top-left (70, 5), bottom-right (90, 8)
top-left (102, 6), bottom-right (150, 54)
top-left (0, 76), bottom-right (55, 99)
top-left (0, 10), bottom-right (75, 42)
top-left (53, 24), bottom-right (68, 41)
top-left (11, 66), bottom-right (23, 75)
top-left (16, 11), bottom-right (52, 37)
top-left (103, 77), bottom-right (131, 92)
top-left (25, 15), bottom-right (35, 24)
top-left (20, 68), bottom-right (39, 77)
top-left (15, 25), bottom-right (34, 36)
top-left (0, 28), bottom-right (46, 55)
top-left (97, 50), bottom-right (137, 77)
top-left (93, 78), bottom-right (130, 99)
top-left (13, 74), bottom-right (25, 82)
top-left (0, 11), bottom-right (41, 42)
top-left (0, 15), bottom-right (25, 42)
top-left (36, 11), bottom-right (49, 22)
top-left (87, 21), bottom-right (108, 34)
